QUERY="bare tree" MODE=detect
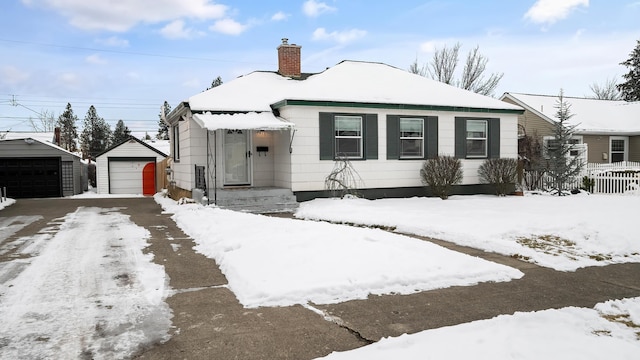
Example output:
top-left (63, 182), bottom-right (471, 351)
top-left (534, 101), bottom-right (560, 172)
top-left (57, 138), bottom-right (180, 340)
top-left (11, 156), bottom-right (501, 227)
top-left (414, 43), bottom-right (503, 96)
top-left (427, 43), bottom-right (460, 85)
top-left (29, 109), bottom-right (56, 132)
top-left (589, 77), bottom-right (622, 100)
top-left (459, 46), bottom-right (504, 96)
top-left (408, 57), bottom-right (427, 77)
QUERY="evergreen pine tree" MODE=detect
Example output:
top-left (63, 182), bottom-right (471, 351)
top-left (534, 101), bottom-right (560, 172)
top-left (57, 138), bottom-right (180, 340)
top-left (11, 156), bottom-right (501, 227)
top-left (56, 103), bottom-right (79, 152)
top-left (617, 40), bottom-right (640, 101)
top-left (111, 119), bottom-right (131, 144)
top-left (157, 101), bottom-right (171, 140)
top-left (79, 105), bottom-right (112, 159)
top-left (207, 76), bottom-right (223, 90)
top-left (545, 90), bottom-right (583, 196)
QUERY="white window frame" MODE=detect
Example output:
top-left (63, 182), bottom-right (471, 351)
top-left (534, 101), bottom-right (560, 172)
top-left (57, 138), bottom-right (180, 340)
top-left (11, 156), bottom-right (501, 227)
top-left (466, 119), bottom-right (488, 158)
top-left (334, 115), bottom-right (363, 159)
top-left (399, 118), bottom-right (424, 159)
top-left (610, 136), bottom-right (628, 163)
top-left (543, 135), bottom-right (582, 158)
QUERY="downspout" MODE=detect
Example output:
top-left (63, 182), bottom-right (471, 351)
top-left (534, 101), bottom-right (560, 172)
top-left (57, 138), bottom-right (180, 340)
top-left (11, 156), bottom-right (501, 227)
top-left (214, 130), bottom-right (218, 205)
top-left (206, 131), bottom-right (210, 205)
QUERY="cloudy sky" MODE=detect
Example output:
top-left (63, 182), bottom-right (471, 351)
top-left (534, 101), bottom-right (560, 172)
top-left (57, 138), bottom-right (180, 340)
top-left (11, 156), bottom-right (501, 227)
top-left (1, 0), bottom-right (638, 136)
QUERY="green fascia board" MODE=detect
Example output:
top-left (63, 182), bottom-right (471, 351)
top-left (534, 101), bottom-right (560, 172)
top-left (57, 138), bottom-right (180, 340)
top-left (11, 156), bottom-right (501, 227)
top-left (271, 99), bottom-right (524, 115)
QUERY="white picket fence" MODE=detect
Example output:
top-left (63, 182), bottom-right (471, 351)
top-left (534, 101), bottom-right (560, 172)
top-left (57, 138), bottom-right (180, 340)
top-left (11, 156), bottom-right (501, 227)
top-left (588, 162), bottom-right (640, 194)
top-left (523, 161), bottom-right (640, 195)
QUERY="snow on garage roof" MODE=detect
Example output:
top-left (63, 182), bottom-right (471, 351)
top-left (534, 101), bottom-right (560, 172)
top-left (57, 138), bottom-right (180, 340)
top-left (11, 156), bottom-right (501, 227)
top-left (188, 60), bottom-right (523, 114)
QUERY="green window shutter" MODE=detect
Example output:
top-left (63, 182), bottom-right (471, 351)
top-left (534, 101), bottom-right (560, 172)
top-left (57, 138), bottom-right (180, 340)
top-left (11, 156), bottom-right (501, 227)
top-left (454, 117), bottom-right (466, 159)
top-left (488, 118), bottom-right (500, 158)
top-left (365, 114), bottom-right (378, 160)
top-left (426, 116), bottom-right (438, 159)
top-left (386, 115), bottom-right (399, 159)
top-left (319, 112), bottom-right (334, 160)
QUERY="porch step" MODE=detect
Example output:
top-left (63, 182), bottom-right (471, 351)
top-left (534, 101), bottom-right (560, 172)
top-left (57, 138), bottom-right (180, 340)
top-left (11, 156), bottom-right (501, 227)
top-left (213, 187), bottom-right (298, 214)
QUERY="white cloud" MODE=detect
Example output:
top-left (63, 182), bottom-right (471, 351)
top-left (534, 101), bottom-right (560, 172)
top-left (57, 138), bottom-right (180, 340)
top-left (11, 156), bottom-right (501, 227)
top-left (58, 72), bottom-right (80, 87)
top-left (160, 19), bottom-right (203, 39)
top-left (209, 18), bottom-right (247, 35)
top-left (1, 65), bottom-right (30, 85)
top-left (271, 11), bottom-right (289, 21)
top-left (524, 0), bottom-right (589, 25)
top-left (419, 41), bottom-right (439, 53)
top-left (302, 0), bottom-right (336, 17)
top-left (182, 78), bottom-right (201, 88)
top-left (312, 28), bottom-right (366, 44)
top-left (85, 54), bottom-right (107, 64)
top-left (22, 0), bottom-right (227, 32)
top-left (96, 36), bottom-right (129, 48)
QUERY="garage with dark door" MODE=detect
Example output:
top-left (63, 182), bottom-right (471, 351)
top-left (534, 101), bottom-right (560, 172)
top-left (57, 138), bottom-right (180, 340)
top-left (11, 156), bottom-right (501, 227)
top-left (0, 138), bottom-right (84, 198)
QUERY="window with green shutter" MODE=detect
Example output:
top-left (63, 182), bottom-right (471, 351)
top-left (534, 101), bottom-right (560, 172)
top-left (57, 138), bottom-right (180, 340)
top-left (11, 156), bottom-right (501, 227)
top-left (319, 112), bottom-right (378, 160)
top-left (387, 115), bottom-right (438, 160)
top-left (455, 117), bottom-right (500, 159)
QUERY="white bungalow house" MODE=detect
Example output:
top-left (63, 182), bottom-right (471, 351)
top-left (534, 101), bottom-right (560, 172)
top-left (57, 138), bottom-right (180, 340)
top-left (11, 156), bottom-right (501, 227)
top-left (164, 39), bottom-right (524, 212)
top-left (501, 92), bottom-right (640, 164)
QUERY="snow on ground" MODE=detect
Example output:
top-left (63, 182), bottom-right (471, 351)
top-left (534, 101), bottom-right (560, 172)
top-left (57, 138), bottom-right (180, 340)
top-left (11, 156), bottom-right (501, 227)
top-left (154, 194), bottom-right (523, 308)
top-left (318, 296), bottom-right (640, 360)
top-left (0, 206), bottom-right (171, 359)
top-left (296, 194), bottom-right (640, 271)
top-left (0, 198), bottom-right (15, 210)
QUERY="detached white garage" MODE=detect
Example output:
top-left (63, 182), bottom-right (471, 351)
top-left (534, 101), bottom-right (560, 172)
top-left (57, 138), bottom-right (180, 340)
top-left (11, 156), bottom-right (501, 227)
top-left (96, 137), bottom-right (167, 195)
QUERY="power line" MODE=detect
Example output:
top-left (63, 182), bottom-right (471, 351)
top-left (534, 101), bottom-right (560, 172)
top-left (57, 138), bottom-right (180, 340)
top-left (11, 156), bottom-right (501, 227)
top-left (0, 38), bottom-right (276, 66)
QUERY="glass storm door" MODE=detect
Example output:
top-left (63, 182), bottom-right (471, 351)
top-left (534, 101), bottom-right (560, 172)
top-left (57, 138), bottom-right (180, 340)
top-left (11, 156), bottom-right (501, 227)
top-left (223, 130), bottom-right (251, 185)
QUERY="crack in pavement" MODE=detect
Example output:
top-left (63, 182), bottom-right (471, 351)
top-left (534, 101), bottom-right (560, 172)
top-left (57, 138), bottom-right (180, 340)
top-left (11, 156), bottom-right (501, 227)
top-left (303, 304), bottom-right (375, 345)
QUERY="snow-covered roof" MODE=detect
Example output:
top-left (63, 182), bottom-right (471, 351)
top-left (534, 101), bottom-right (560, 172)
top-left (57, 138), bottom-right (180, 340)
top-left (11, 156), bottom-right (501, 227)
top-left (188, 60), bottom-right (523, 114)
top-left (143, 139), bottom-right (170, 155)
top-left (502, 92), bottom-right (640, 134)
top-left (1, 131), bottom-right (55, 143)
top-left (0, 137), bottom-right (81, 158)
top-left (192, 112), bottom-right (294, 130)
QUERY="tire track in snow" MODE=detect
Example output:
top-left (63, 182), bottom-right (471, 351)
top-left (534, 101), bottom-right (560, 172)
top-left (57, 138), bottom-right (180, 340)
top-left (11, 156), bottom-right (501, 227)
top-left (0, 207), bottom-right (171, 359)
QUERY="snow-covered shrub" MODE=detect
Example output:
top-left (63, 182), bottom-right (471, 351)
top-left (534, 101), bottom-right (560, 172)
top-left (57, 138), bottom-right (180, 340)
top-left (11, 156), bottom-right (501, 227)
top-left (420, 156), bottom-right (462, 200)
top-left (478, 158), bottom-right (518, 196)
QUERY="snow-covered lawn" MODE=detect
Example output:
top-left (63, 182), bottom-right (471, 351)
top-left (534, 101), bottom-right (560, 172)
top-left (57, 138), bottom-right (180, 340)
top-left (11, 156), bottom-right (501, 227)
top-left (318, 297), bottom-right (640, 360)
top-left (154, 194), bottom-right (523, 308)
top-left (296, 194), bottom-right (640, 271)
top-left (0, 206), bottom-right (170, 359)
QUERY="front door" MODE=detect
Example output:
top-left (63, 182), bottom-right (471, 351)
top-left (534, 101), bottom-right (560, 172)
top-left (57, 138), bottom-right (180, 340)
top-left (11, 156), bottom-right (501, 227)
top-left (223, 130), bottom-right (251, 185)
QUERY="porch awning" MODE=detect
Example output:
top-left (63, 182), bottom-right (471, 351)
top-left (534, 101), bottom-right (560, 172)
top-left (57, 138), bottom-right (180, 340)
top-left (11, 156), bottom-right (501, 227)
top-left (192, 112), bottom-right (294, 131)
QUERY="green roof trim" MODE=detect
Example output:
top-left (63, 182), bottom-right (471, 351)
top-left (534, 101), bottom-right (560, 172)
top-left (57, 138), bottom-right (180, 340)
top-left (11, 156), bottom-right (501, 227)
top-left (271, 99), bottom-right (524, 114)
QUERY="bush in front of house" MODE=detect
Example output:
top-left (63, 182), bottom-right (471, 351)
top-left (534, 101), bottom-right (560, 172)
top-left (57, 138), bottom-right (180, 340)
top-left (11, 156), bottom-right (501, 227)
top-left (478, 158), bottom-right (518, 196)
top-left (420, 156), bottom-right (463, 200)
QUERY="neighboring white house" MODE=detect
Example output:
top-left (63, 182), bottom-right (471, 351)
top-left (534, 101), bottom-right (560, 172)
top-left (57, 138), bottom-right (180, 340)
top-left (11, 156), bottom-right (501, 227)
top-left (163, 39), bottom-right (523, 209)
top-left (95, 137), bottom-right (167, 195)
top-left (501, 92), bottom-right (640, 164)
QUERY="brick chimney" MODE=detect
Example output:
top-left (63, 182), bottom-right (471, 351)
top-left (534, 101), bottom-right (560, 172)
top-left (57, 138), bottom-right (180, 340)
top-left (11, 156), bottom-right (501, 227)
top-left (54, 127), bottom-right (61, 146)
top-left (277, 38), bottom-right (301, 78)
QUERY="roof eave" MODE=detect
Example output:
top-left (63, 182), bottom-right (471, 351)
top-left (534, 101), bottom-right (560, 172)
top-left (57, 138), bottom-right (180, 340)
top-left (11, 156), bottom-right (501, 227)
top-left (272, 99), bottom-right (524, 114)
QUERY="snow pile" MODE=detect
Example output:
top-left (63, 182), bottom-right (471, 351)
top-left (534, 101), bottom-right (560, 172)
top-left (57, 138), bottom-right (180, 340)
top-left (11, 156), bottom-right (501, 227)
top-left (296, 195), bottom-right (640, 271)
top-left (318, 297), bottom-right (640, 360)
top-left (155, 194), bottom-right (523, 308)
top-left (0, 198), bottom-right (15, 210)
top-left (0, 207), bottom-right (171, 359)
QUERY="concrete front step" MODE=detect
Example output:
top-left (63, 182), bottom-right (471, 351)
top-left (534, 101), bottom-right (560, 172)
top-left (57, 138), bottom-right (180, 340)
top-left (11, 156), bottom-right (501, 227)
top-left (212, 187), bottom-right (298, 214)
